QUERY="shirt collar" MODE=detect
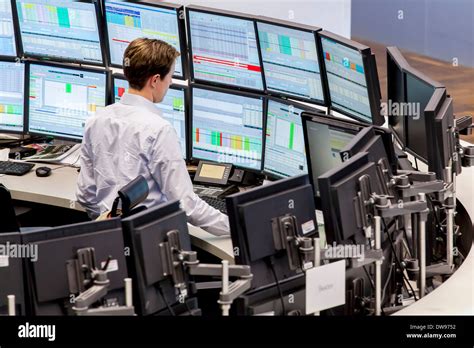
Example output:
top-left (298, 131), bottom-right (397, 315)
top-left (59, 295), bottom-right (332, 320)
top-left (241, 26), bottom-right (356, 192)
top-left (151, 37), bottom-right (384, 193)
top-left (120, 93), bottom-right (161, 115)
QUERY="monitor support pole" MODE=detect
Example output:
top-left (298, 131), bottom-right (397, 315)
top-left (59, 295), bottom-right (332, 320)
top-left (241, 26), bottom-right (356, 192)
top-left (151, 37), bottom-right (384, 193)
top-left (7, 295), bottom-right (15, 316)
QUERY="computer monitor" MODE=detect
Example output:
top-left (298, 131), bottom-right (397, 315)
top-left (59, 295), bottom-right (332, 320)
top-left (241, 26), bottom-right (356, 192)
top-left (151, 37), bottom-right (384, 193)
top-left (112, 75), bottom-right (188, 159)
top-left (386, 46), bottom-right (410, 147)
top-left (15, 0), bottom-right (104, 65)
top-left (121, 200), bottom-right (198, 316)
top-left (340, 126), bottom-right (397, 177)
top-left (191, 85), bottom-right (264, 171)
top-left (0, 60), bottom-right (25, 133)
top-left (186, 5), bottom-right (264, 91)
top-left (0, 232), bottom-right (26, 315)
top-left (26, 61), bottom-right (108, 141)
top-left (104, 0), bottom-right (186, 78)
top-left (0, 0), bottom-right (17, 57)
top-left (263, 98), bottom-right (313, 179)
top-left (21, 218), bottom-right (128, 315)
top-left (425, 88), bottom-right (455, 181)
top-left (404, 66), bottom-right (444, 162)
top-left (319, 31), bottom-right (383, 125)
top-left (318, 152), bottom-right (385, 244)
top-left (226, 174), bottom-right (317, 290)
top-left (256, 17), bottom-right (325, 104)
top-left (301, 111), bottom-right (361, 206)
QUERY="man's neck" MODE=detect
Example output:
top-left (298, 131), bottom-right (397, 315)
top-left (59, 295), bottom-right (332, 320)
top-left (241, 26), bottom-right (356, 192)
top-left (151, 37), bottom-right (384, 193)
top-left (128, 88), bottom-right (153, 103)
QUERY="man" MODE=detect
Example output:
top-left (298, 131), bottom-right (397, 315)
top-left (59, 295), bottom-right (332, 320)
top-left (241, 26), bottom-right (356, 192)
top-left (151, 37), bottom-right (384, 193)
top-left (77, 38), bottom-right (229, 236)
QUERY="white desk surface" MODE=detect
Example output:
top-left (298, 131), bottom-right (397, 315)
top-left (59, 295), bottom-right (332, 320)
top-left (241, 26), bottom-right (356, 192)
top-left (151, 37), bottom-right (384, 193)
top-left (0, 163), bottom-right (234, 262)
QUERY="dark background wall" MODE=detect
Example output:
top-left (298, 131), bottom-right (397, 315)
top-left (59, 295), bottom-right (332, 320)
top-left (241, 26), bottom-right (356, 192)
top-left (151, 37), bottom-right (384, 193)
top-left (351, 0), bottom-right (474, 67)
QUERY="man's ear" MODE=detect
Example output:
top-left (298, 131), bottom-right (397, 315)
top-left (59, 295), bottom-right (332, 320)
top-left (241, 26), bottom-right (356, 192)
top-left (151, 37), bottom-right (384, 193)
top-left (152, 74), bottom-right (161, 87)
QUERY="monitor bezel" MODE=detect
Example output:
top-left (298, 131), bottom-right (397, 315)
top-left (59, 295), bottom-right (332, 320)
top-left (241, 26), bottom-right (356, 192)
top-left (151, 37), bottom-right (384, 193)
top-left (0, 57), bottom-right (27, 135)
top-left (318, 30), bottom-right (382, 125)
top-left (25, 60), bottom-right (110, 143)
top-left (185, 5), bottom-right (266, 93)
top-left (110, 73), bottom-right (190, 160)
top-left (255, 16), bottom-right (327, 105)
top-left (262, 96), bottom-right (320, 180)
top-left (102, 0), bottom-right (187, 79)
top-left (189, 82), bottom-right (266, 173)
top-left (14, 0), bottom-right (107, 67)
top-left (301, 110), bottom-right (365, 209)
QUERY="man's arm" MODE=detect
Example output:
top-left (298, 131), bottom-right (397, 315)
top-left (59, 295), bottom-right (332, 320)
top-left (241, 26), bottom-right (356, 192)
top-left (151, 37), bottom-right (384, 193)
top-left (76, 137), bottom-right (100, 220)
top-left (147, 125), bottom-right (230, 236)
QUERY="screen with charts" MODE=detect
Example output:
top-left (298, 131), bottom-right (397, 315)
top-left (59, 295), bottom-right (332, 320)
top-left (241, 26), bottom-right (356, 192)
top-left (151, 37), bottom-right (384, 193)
top-left (321, 36), bottom-right (371, 122)
top-left (0, 0), bottom-right (16, 56)
top-left (105, 1), bottom-right (183, 77)
top-left (28, 63), bottom-right (107, 140)
top-left (15, 0), bottom-right (103, 64)
top-left (192, 87), bottom-right (264, 170)
top-left (113, 77), bottom-right (187, 159)
top-left (188, 9), bottom-right (264, 91)
top-left (257, 22), bottom-right (324, 103)
top-left (304, 120), bottom-right (357, 196)
top-left (0, 61), bottom-right (24, 132)
top-left (264, 99), bottom-right (308, 178)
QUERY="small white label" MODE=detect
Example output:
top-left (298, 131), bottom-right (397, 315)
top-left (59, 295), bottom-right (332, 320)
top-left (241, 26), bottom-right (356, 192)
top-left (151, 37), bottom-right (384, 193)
top-left (301, 220), bottom-right (315, 235)
top-left (0, 255), bottom-right (9, 267)
top-left (305, 260), bottom-right (345, 314)
top-left (101, 259), bottom-right (119, 273)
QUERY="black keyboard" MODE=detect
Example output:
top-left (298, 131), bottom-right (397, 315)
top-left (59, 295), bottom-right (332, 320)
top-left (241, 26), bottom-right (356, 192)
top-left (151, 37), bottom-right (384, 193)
top-left (0, 161), bottom-right (35, 176)
top-left (200, 195), bottom-right (227, 214)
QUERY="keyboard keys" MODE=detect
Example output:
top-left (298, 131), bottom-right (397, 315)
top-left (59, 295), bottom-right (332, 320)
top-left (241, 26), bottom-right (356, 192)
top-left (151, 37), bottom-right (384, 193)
top-left (0, 161), bottom-right (35, 176)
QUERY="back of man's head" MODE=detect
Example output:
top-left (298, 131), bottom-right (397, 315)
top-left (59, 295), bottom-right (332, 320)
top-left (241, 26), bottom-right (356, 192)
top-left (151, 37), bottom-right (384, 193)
top-left (123, 38), bottom-right (180, 90)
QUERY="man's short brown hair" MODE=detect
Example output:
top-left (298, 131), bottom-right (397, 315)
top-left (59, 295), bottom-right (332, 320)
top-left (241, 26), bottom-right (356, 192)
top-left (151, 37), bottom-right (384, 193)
top-left (123, 38), bottom-right (180, 90)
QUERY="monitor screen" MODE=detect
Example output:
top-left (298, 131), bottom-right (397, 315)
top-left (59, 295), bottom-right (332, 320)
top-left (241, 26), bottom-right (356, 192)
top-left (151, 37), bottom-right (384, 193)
top-left (321, 36), bottom-right (372, 123)
top-left (113, 77), bottom-right (187, 159)
top-left (0, 0), bottom-right (16, 56)
top-left (264, 99), bottom-right (308, 178)
top-left (0, 61), bottom-right (24, 132)
top-left (105, 1), bottom-right (183, 77)
top-left (15, 0), bottom-right (103, 64)
top-left (191, 87), bottom-right (264, 170)
top-left (27, 63), bottom-right (107, 140)
top-left (257, 22), bottom-right (324, 103)
top-left (187, 9), bottom-right (264, 91)
top-left (304, 118), bottom-right (357, 196)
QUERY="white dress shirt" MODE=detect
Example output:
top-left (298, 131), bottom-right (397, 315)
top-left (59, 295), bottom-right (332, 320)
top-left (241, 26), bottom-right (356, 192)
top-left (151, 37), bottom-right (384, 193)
top-left (76, 92), bottom-right (230, 236)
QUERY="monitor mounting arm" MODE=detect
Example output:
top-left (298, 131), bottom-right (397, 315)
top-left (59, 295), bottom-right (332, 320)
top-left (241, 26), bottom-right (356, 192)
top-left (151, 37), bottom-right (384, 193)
top-left (67, 248), bottom-right (135, 316)
top-left (160, 230), bottom-right (253, 316)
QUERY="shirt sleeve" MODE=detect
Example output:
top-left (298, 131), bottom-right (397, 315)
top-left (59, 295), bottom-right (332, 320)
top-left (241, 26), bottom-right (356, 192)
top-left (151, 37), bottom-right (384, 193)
top-left (76, 129), bottom-right (100, 220)
top-left (147, 125), bottom-right (230, 236)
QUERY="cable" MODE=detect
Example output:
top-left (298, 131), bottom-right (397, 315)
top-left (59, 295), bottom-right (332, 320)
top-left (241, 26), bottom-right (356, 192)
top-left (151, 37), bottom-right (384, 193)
top-left (157, 283), bottom-right (176, 316)
top-left (383, 219), bottom-right (418, 301)
top-left (267, 257), bottom-right (286, 316)
top-left (414, 157), bottom-right (419, 171)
